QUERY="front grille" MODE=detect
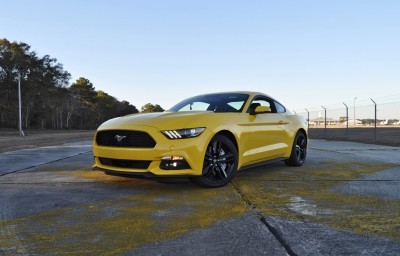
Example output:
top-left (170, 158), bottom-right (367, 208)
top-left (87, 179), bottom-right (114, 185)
top-left (99, 157), bottom-right (151, 169)
top-left (96, 130), bottom-right (156, 148)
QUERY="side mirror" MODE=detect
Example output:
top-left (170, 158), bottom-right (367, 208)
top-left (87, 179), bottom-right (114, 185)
top-left (250, 106), bottom-right (271, 115)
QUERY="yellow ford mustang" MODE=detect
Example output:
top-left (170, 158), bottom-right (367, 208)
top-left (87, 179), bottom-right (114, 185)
top-left (93, 91), bottom-right (308, 187)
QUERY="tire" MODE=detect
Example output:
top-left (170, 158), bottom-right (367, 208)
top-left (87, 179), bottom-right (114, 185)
top-left (190, 134), bottom-right (238, 188)
top-left (284, 131), bottom-right (307, 166)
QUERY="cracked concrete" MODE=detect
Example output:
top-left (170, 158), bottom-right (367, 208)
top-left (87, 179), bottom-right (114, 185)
top-left (0, 139), bottom-right (399, 255)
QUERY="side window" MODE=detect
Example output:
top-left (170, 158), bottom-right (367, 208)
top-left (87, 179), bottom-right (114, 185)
top-left (248, 97), bottom-right (277, 113)
top-left (274, 101), bottom-right (286, 113)
top-left (227, 101), bottom-right (246, 111)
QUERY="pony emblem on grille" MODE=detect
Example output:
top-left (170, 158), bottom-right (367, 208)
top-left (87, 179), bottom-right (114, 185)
top-left (114, 135), bottom-right (127, 142)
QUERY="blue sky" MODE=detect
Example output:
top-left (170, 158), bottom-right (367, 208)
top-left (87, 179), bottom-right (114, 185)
top-left (1, 0), bottom-right (400, 112)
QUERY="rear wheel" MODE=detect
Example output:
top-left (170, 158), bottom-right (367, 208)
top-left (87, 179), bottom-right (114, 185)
top-left (190, 134), bottom-right (238, 188)
top-left (284, 131), bottom-right (307, 166)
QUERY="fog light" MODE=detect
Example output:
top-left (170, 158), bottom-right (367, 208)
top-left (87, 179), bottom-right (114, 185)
top-left (160, 156), bottom-right (191, 170)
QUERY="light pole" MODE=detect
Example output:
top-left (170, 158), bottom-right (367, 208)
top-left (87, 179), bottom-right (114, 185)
top-left (304, 108), bottom-right (310, 130)
top-left (371, 98), bottom-right (377, 142)
top-left (321, 106), bottom-right (327, 137)
top-left (343, 102), bottom-right (348, 136)
top-left (353, 97), bottom-right (357, 127)
top-left (18, 73), bottom-right (25, 136)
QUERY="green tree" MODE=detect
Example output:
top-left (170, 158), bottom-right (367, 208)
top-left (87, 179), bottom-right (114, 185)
top-left (0, 38), bottom-right (70, 129)
top-left (141, 103), bottom-right (165, 113)
top-left (95, 90), bottom-right (117, 124)
top-left (68, 77), bottom-right (97, 129)
top-left (0, 39), bottom-right (33, 128)
top-left (1, 38), bottom-right (139, 130)
top-left (69, 77), bottom-right (96, 104)
top-left (116, 100), bottom-right (139, 116)
top-left (68, 79), bottom-right (140, 128)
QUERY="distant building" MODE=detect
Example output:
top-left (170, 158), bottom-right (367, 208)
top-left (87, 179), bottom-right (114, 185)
top-left (309, 117), bottom-right (340, 125)
top-left (342, 119), bottom-right (362, 126)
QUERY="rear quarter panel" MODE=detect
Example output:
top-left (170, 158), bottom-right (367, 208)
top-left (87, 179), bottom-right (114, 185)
top-left (283, 113), bottom-right (308, 157)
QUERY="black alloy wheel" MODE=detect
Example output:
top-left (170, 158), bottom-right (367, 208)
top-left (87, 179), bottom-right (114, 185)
top-left (284, 131), bottom-right (307, 166)
top-left (190, 134), bottom-right (238, 188)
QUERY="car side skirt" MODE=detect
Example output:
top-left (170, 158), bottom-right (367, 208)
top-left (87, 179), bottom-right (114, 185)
top-left (239, 157), bottom-right (287, 171)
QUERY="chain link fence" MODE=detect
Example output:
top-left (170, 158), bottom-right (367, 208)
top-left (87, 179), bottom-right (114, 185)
top-left (297, 97), bottom-right (400, 146)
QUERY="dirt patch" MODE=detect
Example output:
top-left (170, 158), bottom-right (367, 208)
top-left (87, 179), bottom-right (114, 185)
top-left (0, 129), bottom-right (95, 153)
top-left (309, 127), bottom-right (400, 147)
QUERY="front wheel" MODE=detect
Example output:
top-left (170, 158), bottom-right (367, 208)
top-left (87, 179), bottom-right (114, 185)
top-left (190, 134), bottom-right (238, 188)
top-left (284, 131), bottom-right (307, 166)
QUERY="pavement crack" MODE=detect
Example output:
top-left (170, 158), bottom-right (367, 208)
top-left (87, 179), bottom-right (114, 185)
top-left (230, 181), bottom-right (297, 256)
top-left (0, 151), bottom-right (91, 177)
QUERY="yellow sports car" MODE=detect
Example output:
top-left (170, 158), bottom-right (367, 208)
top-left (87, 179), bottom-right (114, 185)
top-left (93, 91), bottom-right (308, 187)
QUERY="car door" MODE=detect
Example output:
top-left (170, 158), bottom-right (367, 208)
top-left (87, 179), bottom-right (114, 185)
top-left (246, 96), bottom-right (288, 163)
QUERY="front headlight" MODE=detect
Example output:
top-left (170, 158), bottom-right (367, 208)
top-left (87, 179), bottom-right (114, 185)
top-left (161, 127), bottom-right (205, 139)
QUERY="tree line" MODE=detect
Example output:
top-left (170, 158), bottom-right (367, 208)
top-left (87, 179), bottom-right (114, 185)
top-left (0, 38), bottom-right (164, 130)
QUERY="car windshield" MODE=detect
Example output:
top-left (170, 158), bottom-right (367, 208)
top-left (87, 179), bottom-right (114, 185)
top-left (169, 93), bottom-right (249, 113)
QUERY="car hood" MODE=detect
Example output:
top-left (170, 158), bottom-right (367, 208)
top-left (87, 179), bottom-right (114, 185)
top-left (99, 111), bottom-right (214, 130)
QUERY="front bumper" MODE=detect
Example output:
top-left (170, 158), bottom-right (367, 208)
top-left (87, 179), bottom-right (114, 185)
top-left (92, 126), bottom-right (207, 176)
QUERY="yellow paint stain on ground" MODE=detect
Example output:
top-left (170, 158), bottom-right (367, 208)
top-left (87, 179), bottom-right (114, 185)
top-left (233, 161), bottom-right (400, 240)
top-left (0, 173), bottom-right (248, 255)
top-left (1, 161), bottom-right (398, 254)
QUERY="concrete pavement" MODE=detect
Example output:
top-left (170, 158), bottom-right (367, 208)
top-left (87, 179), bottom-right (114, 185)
top-left (310, 140), bottom-right (400, 164)
top-left (0, 140), bottom-right (399, 255)
top-left (0, 141), bottom-right (92, 176)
